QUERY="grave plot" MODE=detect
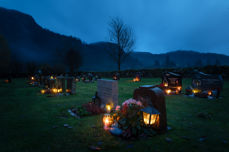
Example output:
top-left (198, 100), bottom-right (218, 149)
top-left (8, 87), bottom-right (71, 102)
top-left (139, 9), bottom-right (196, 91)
top-left (69, 79), bottom-right (118, 117)
top-left (132, 72), bottom-right (141, 82)
top-left (185, 71), bottom-right (223, 99)
top-left (40, 76), bottom-right (76, 96)
top-left (79, 73), bottom-right (99, 83)
top-left (101, 85), bottom-right (167, 138)
top-left (28, 75), bottom-right (41, 86)
top-left (158, 72), bottom-right (183, 95)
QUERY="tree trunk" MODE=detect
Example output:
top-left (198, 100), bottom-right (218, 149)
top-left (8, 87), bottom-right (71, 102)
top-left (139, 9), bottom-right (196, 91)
top-left (118, 48), bottom-right (121, 73)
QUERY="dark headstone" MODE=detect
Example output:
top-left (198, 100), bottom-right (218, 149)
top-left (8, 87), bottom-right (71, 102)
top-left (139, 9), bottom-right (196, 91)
top-left (133, 86), bottom-right (167, 132)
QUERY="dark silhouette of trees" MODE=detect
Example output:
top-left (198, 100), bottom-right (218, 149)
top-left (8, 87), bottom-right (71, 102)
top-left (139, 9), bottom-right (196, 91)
top-left (108, 17), bottom-right (135, 72)
top-left (64, 48), bottom-right (82, 74)
top-left (215, 59), bottom-right (221, 66)
top-left (194, 59), bottom-right (203, 67)
top-left (40, 64), bottom-right (52, 76)
top-left (164, 55), bottom-right (176, 68)
top-left (0, 35), bottom-right (11, 76)
top-left (154, 60), bottom-right (160, 67)
top-left (26, 62), bottom-right (37, 75)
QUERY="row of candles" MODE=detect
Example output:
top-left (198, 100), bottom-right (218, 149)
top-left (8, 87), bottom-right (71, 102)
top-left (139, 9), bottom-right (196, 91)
top-left (40, 88), bottom-right (71, 94)
top-left (163, 82), bottom-right (212, 96)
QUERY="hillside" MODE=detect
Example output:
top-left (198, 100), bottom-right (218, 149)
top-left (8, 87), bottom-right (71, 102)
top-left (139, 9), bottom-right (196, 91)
top-left (0, 7), bottom-right (229, 72)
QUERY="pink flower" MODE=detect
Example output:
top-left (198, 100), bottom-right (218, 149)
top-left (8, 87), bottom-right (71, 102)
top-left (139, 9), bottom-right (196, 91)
top-left (136, 101), bottom-right (143, 106)
top-left (115, 105), bottom-right (121, 111)
top-left (122, 98), bottom-right (142, 107)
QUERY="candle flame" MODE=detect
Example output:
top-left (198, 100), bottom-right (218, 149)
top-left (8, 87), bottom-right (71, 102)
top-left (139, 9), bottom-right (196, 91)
top-left (165, 89), bottom-right (171, 95)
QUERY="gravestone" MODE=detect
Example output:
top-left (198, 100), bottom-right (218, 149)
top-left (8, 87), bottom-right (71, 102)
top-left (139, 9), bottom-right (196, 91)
top-left (56, 76), bottom-right (65, 92)
top-left (48, 79), bottom-right (56, 89)
top-left (66, 77), bottom-right (76, 94)
top-left (71, 77), bottom-right (76, 94)
top-left (97, 79), bottom-right (118, 107)
top-left (133, 85), bottom-right (167, 132)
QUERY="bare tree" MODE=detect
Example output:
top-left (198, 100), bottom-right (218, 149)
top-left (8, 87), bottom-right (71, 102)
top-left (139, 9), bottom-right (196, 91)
top-left (64, 48), bottom-right (82, 74)
top-left (108, 17), bottom-right (135, 72)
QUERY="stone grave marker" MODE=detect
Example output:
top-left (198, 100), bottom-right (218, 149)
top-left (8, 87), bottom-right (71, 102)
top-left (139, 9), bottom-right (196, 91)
top-left (133, 85), bottom-right (167, 132)
top-left (97, 79), bottom-right (118, 107)
top-left (56, 76), bottom-right (66, 92)
top-left (48, 78), bottom-right (56, 89)
top-left (66, 77), bottom-right (76, 94)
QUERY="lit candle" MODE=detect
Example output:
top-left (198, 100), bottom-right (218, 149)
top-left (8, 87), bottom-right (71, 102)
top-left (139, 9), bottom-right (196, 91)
top-left (103, 114), bottom-right (113, 127)
top-left (52, 88), bottom-right (58, 94)
top-left (106, 104), bottom-right (111, 113)
top-left (40, 89), bottom-right (46, 94)
top-left (165, 89), bottom-right (171, 95)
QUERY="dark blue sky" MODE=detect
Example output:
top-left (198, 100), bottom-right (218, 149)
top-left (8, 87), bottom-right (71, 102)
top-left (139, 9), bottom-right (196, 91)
top-left (1, 0), bottom-right (229, 55)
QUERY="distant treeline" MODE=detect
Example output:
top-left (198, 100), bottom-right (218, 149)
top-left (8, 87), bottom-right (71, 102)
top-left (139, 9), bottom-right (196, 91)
top-left (92, 65), bottom-right (229, 79)
top-left (1, 65), bottom-right (229, 80)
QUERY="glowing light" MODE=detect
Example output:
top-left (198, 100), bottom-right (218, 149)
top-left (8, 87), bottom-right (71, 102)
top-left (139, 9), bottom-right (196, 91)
top-left (143, 112), bottom-right (159, 125)
top-left (52, 88), bottom-right (58, 94)
top-left (106, 105), bottom-right (111, 112)
top-left (113, 76), bottom-right (117, 80)
top-left (192, 89), bottom-right (201, 94)
top-left (177, 86), bottom-right (182, 91)
top-left (31, 77), bottom-right (34, 80)
top-left (50, 76), bottom-right (54, 79)
top-left (57, 88), bottom-right (62, 93)
top-left (141, 107), bottom-right (160, 128)
top-left (165, 89), bottom-right (171, 95)
top-left (106, 103), bottom-right (114, 113)
top-left (103, 114), bottom-right (113, 127)
top-left (66, 89), bottom-right (71, 93)
top-left (164, 82), bottom-right (168, 87)
top-left (208, 91), bottom-right (212, 96)
top-left (40, 89), bottom-right (46, 94)
top-left (133, 77), bottom-right (140, 82)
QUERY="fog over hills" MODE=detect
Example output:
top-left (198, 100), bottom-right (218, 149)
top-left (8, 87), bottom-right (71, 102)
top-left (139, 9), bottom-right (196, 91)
top-left (0, 7), bottom-right (229, 72)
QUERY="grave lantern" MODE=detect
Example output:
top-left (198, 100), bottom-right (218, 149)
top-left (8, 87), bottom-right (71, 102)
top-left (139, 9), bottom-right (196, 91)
top-left (103, 114), bottom-right (113, 127)
top-left (141, 106), bottom-right (160, 128)
top-left (161, 72), bottom-right (182, 94)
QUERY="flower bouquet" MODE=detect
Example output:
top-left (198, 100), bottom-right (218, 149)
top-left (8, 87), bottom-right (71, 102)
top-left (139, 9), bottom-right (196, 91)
top-left (112, 98), bottom-right (143, 138)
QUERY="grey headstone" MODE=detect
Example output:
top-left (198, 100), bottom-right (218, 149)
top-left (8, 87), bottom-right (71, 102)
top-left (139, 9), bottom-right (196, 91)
top-left (97, 79), bottom-right (118, 106)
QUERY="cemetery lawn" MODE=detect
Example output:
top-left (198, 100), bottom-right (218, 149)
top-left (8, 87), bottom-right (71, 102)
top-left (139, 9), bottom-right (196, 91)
top-left (0, 78), bottom-right (229, 152)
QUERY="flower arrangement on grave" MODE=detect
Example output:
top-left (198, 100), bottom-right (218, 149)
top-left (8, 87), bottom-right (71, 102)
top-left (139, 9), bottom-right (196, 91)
top-left (111, 98), bottom-right (144, 138)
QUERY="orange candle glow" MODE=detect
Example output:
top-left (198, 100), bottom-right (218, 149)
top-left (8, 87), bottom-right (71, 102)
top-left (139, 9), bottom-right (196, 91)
top-left (40, 89), bottom-right (46, 94)
top-left (103, 114), bottom-right (113, 127)
top-left (165, 89), bottom-right (171, 95)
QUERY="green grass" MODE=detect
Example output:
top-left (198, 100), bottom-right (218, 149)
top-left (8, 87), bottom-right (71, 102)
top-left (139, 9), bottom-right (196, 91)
top-left (0, 78), bottom-right (229, 152)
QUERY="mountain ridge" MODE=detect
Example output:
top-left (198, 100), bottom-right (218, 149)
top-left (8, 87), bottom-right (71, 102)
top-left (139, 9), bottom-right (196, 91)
top-left (0, 7), bottom-right (229, 72)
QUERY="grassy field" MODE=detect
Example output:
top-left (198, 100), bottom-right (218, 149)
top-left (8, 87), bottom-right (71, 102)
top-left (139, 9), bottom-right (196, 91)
top-left (0, 78), bottom-right (228, 152)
